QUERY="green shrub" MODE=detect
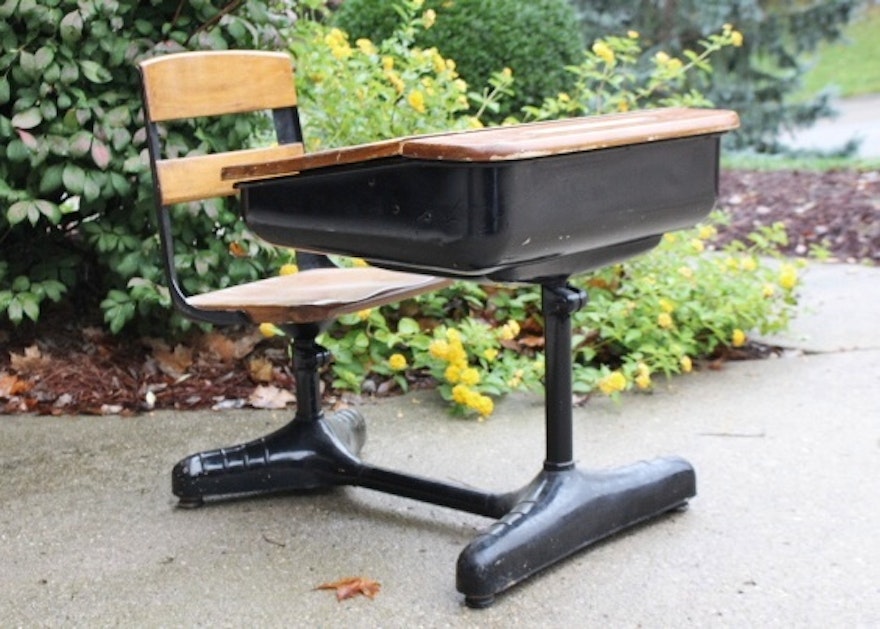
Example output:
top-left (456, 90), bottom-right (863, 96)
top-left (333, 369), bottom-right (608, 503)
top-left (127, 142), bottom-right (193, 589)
top-left (316, 218), bottom-right (801, 416)
top-left (333, 0), bottom-right (584, 119)
top-left (568, 0), bottom-right (860, 151)
top-left (0, 0), bottom-right (293, 332)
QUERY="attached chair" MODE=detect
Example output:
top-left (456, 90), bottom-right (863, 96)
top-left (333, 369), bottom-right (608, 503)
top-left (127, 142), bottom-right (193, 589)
top-left (139, 50), bottom-right (738, 607)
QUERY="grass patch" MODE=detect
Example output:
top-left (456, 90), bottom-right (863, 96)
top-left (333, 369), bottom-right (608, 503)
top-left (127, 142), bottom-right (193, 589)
top-left (799, 4), bottom-right (880, 98)
top-left (722, 151), bottom-right (880, 172)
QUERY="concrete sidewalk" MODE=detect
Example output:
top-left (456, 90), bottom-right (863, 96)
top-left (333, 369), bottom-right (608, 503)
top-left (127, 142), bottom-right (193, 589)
top-left (782, 94), bottom-right (880, 158)
top-left (2, 262), bottom-right (879, 627)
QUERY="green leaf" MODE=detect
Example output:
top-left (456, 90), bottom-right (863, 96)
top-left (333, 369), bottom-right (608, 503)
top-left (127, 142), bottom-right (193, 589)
top-left (62, 164), bottom-right (86, 194)
top-left (69, 131), bottom-right (92, 157)
top-left (34, 46), bottom-right (54, 71)
top-left (36, 200), bottom-right (62, 224)
top-left (0, 76), bottom-right (9, 105)
top-left (7, 200), bottom-right (30, 225)
top-left (90, 139), bottom-right (111, 169)
top-left (79, 59), bottom-right (112, 84)
top-left (39, 164), bottom-right (64, 195)
top-left (60, 10), bottom-right (84, 44)
top-left (397, 317), bottom-right (420, 335)
top-left (0, 0), bottom-right (20, 19)
top-left (11, 108), bottom-right (41, 129)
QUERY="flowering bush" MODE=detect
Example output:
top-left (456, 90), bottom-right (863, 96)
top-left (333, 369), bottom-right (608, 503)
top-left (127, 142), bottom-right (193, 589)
top-left (290, 0), bottom-right (512, 149)
top-left (272, 5), bottom-right (798, 418)
top-left (522, 24), bottom-right (744, 120)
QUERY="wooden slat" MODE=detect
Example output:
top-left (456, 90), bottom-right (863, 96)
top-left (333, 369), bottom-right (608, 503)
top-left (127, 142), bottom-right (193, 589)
top-left (157, 143), bottom-right (304, 205)
top-left (401, 108), bottom-right (740, 161)
top-left (186, 266), bottom-right (451, 324)
top-left (221, 138), bottom-right (404, 181)
top-left (221, 108), bottom-right (739, 181)
top-left (139, 50), bottom-right (297, 122)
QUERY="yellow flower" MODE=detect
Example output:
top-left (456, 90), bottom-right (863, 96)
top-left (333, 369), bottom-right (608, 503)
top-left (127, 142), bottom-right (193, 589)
top-left (501, 67), bottom-right (513, 79)
top-left (407, 89), bottom-right (426, 113)
top-left (471, 394), bottom-right (494, 418)
top-left (279, 263), bottom-right (298, 275)
top-left (447, 342), bottom-right (468, 368)
top-left (678, 266), bottom-right (694, 279)
top-left (498, 320), bottom-right (521, 341)
top-left (444, 364), bottom-right (461, 384)
top-left (635, 373), bottom-right (652, 390)
top-left (382, 56), bottom-right (395, 72)
top-left (357, 309), bottom-right (372, 321)
top-left (779, 264), bottom-right (798, 290)
top-left (627, 30), bottom-right (640, 39)
top-left (680, 355), bottom-right (693, 373)
top-left (741, 257), bottom-right (757, 272)
top-left (429, 339), bottom-right (450, 360)
top-left (259, 322), bottom-right (284, 338)
top-left (324, 28), bottom-right (352, 60)
top-left (664, 233), bottom-right (678, 244)
top-left (657, 312), bottom-right (674, 329)
top-left (698, 225), bottom-right (717, 240)
top-left (446, 328), bottom-right (462, 343)
top-left (667, 58), bottom-right (683, 72)
top-left (762, 283), bottom-right (776, 298)
top-left (423, 8), bottom-right (436, 28)
top-left (731, 30), bottom-right (744, 47)
top-left (384, 68), bottom-right (405, 94)
top-left (452, 384), bottom-right (471, 405)
top-left (592, 41), bottom-right (615, 65)
top-left (352, 257), bottom-right (369, 268)
top-left (460, 367), bottom-right (481, 386)
top-left (732, 329), bottom-right (747, 348)
top-left (617, 100), bottom-right (630, 113)
top-left (659, 298), bottom-right (675, 314)
top-left (388, 353), bottom-right (408, 371)
top-left (690, 238), bottom-right (705, 253)
top-left (597, 371), bottom-right (627, 395)
top-left (655, 51), bottom-right (671, 65)
top-left (356, 38), bottom-right (377, 56)
top-left (483, 348), bottom-right (499, 362)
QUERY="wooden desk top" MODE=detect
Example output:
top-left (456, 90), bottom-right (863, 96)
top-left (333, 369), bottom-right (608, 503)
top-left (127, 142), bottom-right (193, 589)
top-left (222, 107), bottom-right (739, 182)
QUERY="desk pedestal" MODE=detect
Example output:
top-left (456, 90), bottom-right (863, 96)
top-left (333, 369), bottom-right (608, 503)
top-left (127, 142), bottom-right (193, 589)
top-left (172, 283), bottom-right (695, 606)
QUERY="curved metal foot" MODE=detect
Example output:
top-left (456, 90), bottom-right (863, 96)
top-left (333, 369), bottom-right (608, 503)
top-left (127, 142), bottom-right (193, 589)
top-left (172, 409), bottom-right (366, 505)
top-left (456, 456), bottom-right (696, 606)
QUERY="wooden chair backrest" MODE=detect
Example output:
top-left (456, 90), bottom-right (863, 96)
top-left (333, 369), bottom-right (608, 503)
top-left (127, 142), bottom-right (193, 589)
top-left (139, 50), bottom-right (304, 205)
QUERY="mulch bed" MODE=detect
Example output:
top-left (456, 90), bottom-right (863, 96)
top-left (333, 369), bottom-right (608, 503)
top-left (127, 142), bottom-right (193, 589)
top-left (2, 168), bottom-right (878, 415)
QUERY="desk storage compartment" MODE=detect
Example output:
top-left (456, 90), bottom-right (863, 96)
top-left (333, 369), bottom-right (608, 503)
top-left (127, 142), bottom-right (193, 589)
top-left (243, 134), bottom-right (720, 282)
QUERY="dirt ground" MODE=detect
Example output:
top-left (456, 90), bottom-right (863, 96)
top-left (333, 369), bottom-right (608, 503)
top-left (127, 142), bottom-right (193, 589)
top-left (1, 168), bottom-right (878, 415)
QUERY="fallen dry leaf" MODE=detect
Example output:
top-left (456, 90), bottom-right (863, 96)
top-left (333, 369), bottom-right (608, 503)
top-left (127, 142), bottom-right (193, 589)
top-left (9, 345), bottom-right (47, 374)
top-left (151, 342), bottom-right (194, 378)
top-left (248, 384), bottom-right (295, 409)
top-left (247, 357), bottom-right (275, 383)
top-left (200, 330), bottom-right (263, 362)
top-left (0, 372), bottom-right (31, 397)
top-left (315, 576), bottom-right (381, 601)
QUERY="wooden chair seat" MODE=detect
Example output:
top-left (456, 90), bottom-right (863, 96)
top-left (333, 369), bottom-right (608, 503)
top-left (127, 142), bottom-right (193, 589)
top-left (186, 266), bottom-right (451, 324)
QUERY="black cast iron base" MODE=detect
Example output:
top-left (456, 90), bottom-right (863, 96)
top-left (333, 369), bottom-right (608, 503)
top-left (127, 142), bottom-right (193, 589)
top-left (171, 282), bottom-right (696, 606)
top-left (173, 412), bottom-right (694, 606)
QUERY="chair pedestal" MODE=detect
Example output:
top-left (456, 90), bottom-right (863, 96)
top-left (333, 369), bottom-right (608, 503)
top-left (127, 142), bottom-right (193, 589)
top-left (172, 283), bottom-right (696, 606)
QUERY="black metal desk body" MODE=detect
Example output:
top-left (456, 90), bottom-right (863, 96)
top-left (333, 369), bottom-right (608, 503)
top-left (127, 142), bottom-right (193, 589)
top-left (190, 131), bottom-right (722, 606)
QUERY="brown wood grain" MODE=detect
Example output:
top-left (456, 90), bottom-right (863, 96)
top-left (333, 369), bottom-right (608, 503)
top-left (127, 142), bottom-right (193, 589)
top-left (139, 50), bottom-right (297, 122)
top-left (221, 108), bottom-right (740, 181)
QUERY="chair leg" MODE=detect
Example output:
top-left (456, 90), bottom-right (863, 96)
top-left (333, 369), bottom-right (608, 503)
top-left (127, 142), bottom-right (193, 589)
top-left (172, 323), bottom-right (365, 507)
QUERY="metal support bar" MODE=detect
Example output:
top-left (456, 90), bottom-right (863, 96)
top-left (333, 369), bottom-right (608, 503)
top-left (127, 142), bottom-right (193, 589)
top-left (541, 282), bottom-right (588, 471)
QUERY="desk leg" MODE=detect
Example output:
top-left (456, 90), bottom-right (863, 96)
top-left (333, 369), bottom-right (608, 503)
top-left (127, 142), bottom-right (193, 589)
top-left (455, 283), bottom-right (696, 607)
